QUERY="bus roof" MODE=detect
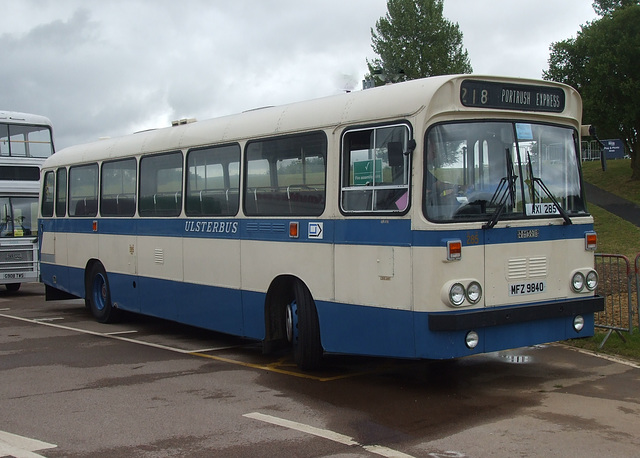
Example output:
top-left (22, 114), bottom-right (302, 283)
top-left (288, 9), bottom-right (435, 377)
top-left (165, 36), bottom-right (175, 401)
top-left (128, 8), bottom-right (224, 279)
top-left (45, 75), bottom-right (579, 168)
top-left (0, 111), bottom-right (53, 127)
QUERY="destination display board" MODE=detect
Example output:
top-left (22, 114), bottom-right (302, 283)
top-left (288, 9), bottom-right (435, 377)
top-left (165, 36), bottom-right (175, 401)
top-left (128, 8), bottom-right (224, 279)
top-left (460, 80), bottom-right (565, 113)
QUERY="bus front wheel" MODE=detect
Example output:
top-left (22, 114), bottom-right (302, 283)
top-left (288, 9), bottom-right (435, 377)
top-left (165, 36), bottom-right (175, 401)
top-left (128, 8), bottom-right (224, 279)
top-left (87, 263), bottom-right (120, 324)
top-left (287, 280), bottom-right (322, 370)
top-left (5, 283), bottom-right (20, 292)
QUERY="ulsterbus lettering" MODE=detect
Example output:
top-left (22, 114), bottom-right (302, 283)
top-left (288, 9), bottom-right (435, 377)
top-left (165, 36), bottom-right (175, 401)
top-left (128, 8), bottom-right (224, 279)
top-left (184, 220), bottom-right (238, 234)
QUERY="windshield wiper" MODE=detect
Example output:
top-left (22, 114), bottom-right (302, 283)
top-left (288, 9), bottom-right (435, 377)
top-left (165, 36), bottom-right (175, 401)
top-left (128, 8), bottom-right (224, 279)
top-left (526, 154), bottom-right (572, 225)
top-left (483, 148), bottom-right (517, 229)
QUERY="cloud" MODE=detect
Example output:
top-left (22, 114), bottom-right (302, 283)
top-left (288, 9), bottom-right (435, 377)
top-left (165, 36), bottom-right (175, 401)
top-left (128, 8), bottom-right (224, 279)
top-left (0, 1), bottom-right (596, 151)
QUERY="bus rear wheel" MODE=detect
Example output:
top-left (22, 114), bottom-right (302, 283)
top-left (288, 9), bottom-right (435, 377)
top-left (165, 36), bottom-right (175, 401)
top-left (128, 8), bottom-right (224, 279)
top-left (87, 263), bottom-right (120, 324)
top-left (287, 280), bottom-right (322, 370)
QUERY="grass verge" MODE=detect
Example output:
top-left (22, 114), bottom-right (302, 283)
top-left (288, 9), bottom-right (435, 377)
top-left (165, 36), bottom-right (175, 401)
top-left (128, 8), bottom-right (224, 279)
top-left (565, 159), bottom-right (640, 362)
top-left (566, 329), bottom-right (640, 364)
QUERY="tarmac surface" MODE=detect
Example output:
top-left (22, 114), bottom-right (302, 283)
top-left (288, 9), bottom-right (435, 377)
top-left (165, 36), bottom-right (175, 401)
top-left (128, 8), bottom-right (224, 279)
top-left (584, 182), bottom-right (640, 227)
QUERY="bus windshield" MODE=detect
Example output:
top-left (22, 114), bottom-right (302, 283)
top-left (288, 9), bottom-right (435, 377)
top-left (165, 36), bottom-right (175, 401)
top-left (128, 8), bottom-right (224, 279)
top-left (0, 197), bottom-right (38, 237)
top-left (424, 121), bottom-right (586, 223)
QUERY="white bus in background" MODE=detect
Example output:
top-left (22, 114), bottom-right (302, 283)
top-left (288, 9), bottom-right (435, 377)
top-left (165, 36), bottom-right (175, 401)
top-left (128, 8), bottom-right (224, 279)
top-left (0, 111), bottom-right (55, 291)
top-left (38, 75), bottom-right (603, 369)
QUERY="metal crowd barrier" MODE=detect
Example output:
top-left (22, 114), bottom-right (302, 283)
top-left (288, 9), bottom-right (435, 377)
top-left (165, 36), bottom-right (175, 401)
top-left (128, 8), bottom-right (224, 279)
top-left (593, 254), bottom-right (636, 348)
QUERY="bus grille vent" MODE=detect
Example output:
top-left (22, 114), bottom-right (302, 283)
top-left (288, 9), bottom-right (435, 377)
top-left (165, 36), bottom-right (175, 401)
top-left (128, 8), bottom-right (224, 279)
top-left (529, 257), bottom-right (547, 277)
top-left (508, 257), bottom-right (547, 280)
top-left (154, 248), bottom-right (164, 264)
top-left (246, 222), bottom-right (286, 233)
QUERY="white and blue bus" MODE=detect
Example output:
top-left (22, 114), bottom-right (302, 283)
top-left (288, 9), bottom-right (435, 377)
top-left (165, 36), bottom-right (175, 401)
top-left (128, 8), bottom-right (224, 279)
top-left (0, 111), bottom-right (55, 291)
top-left (39, 75), bottom-right (603, 369)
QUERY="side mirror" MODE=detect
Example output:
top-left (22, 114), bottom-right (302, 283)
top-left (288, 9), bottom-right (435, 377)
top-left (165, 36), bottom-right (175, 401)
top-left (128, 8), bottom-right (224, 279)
top-left (387, 142), bottom-right (405, 168)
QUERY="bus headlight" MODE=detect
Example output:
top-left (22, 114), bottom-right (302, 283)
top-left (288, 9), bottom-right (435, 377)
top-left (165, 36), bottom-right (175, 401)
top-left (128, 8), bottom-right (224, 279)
top-left (571, 272), bottom-right (585, 292)
top-left (449, 283), bottom-right (465, 306)
top-left (465, 331), bottom-right (479, 349)
top-left (586, 270), bottom-right (598, 291)
top-left (573, 315), bottom-right (585, 332)
top-left (466, 281), bottom-right (482, 304)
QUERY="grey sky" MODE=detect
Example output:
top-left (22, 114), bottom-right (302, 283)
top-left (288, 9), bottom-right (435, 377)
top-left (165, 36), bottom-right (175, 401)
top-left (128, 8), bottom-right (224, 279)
top-left (0, 1), bottom-right (597, 150)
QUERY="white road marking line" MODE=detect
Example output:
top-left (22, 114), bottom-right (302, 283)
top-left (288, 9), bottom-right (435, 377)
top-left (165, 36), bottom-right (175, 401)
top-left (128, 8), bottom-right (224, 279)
top-left (32, 317), bottom-right (65, 322)
top-left (244, 412), bottom-right (414, 458)
top-left (0, 430), bottom-right (57, 458)
top-left (0, 313), bottom-right (237, 354)
top-left (559, 343), bottom-right (640, 369)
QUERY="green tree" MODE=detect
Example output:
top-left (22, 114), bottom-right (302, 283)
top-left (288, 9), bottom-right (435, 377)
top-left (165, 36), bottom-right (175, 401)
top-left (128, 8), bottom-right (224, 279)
top-left (367, 0), bottom-right (472, 86)
top-left (544, 1), bottom-right (640, 179)
top-left (592, 0), bottom-right (638, 15)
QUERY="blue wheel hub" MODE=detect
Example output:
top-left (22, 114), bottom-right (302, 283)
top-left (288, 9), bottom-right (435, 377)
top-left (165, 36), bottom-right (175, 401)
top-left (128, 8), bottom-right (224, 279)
top-left (92, 274), bottom-right (107, 311)
top-left (286, 300), bottom-right (298, 343)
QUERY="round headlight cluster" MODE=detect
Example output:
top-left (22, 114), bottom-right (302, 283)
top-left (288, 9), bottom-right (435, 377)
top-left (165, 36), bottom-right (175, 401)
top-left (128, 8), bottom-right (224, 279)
top-left (449, 281), bottom-right (483, 307)
top-left (449, 283), bottom-right (466, 306)
top-left (571, 270), bottom-right (598, 292)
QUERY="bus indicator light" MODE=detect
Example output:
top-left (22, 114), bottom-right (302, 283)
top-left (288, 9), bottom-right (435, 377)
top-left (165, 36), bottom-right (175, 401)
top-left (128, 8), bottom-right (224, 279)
top-left (289, 222), bottom-right (299, 238)
top-left (93, 220), bottom-right (98, 232)
top-left (585, 231), bottom-right (597, 251)
top-left (447, 240), bottom-right (462, 261)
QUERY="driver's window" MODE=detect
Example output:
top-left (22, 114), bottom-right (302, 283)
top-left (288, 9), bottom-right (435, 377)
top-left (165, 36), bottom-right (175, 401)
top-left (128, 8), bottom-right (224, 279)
top-left (340, 124), bottom-right (411, 213)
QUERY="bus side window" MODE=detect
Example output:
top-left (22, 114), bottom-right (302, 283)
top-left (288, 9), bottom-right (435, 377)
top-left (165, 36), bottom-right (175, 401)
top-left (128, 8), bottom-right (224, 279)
top-left (186, 144), bottom-right (240, 217)
top-left (101, 158), bottom-right (137, 217)
top-left (340, 124), bottom-right (411, 213)
top-left (139, 152), bottom-right (183, 217)
top-left (244, 132), bottom-right (326, 217)
top-left (41, 171), bottom-right (55, 217)
top-left (55, 168), bottom-right (67, 217)
top-left (69, 164), bottom-right (98, 217)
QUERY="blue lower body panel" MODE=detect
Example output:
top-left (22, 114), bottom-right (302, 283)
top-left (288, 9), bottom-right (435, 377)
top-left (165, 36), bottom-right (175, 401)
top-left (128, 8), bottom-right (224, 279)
top-left (41, 260), bottom-right (603, 360)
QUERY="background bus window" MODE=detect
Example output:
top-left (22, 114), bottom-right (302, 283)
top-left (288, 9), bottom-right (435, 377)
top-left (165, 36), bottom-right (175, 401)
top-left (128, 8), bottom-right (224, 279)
top-left (245, 132), bottom-right (326, 216)
top-left (69, 164), bottom-right (98, 217)
top-left (41, 171), bottom-right (55, 217)
top-left (341, 124), bottom-right (410, 213)
top-left (101, 158), bottom-right (137, 217)
top-left (186, 144), bottom-right (240, 216)
top-left (139, 152), bottom-right (183, 217)
top-left (0, 123), bottom-right (54, 158)
top-left (55, 168), bottom-right (67, 217)
top-left (0, 197), bottom-right (38, 237)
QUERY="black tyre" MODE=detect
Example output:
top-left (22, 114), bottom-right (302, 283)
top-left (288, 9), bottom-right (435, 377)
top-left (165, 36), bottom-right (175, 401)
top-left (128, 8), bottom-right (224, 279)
top-left (5, 283), bottom-right (20, 292)
top-left (289, 280), bottom-right (322, 370)
top-left (86, 263), bottom-right (120, 323)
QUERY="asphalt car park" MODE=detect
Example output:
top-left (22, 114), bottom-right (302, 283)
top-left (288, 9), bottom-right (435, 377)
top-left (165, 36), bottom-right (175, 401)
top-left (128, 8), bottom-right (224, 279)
top-left (2, 283), bottom-right (639, 457)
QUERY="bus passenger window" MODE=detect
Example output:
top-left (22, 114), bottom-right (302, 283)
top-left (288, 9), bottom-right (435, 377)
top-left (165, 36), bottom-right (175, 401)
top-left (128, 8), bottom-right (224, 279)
top-left (101, 159), bottom-right (137, 217)
top-left (139, 152), bottom-right (183, 217)
top-left (244, 132), bottom-right (326, 217)
top-left (41, 171), bottom-right (55, 217)
top-left (69, 164), bottom-right (98, 217)
top-left (55, 168), bottom-right (67, 217)
top-left (341, 124), bottom-right (411, 213)
top-left (186, 144), bottom-right (240, 217)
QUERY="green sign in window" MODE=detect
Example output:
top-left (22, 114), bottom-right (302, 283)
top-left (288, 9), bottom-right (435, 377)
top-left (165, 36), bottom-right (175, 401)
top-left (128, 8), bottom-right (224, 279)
top-left (353, 160), bottom-right (382, 186)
